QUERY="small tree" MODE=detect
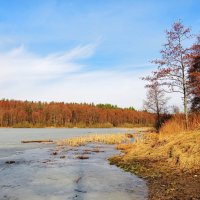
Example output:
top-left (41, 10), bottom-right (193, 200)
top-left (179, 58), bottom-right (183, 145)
top-left (143, 81), bottom-right (169, 131)
top-left (152, 21), bottom-right (192, 128)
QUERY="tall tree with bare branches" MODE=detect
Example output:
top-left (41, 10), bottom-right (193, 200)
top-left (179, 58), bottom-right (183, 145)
top-left (152, 21), bottom-right (192, 128)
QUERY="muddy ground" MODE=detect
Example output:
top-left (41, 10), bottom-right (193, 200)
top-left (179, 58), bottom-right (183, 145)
top-left (109, 156), bottom-right (200, 200)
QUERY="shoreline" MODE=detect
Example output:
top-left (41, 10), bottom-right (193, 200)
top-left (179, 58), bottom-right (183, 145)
top-left (109, 155), bottom-right (200, 200)
top-left (109, 131), bottom-right (200, 200)
top-left (0, 127), bottom-right (154, 131)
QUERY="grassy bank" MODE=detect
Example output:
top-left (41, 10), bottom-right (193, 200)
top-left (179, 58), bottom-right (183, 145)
top-left (109, 130), bottom-right (200, 200)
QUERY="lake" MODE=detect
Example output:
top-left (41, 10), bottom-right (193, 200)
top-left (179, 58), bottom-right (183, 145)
top-left (0, 128), bottom-right (148, 200)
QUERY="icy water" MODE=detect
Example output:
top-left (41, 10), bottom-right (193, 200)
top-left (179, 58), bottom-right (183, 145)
top-left (0, 128), bottom-right (148, 200)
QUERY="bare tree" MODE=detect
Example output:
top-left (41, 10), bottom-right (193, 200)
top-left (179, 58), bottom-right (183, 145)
top-left (143, 83), bottom-right (169, 131)
top-left (152, 21), bottom-right (192, 128)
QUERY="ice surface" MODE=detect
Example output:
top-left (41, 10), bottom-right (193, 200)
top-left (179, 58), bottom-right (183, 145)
top-left (0, 129), bottom-right (148, 200)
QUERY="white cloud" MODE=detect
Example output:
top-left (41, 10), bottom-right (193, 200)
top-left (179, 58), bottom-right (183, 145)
top-left (0, 44), bottom-right (182, 109)
top-left (0, 43), bottom-right (97, 83)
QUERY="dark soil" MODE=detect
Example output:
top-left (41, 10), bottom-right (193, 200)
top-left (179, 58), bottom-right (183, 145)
top-left (109, 156), bottom-right (200, 200)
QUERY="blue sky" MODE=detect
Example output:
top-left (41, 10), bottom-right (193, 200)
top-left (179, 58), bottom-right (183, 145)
top-left (0, 0), bottom-right (199, 109)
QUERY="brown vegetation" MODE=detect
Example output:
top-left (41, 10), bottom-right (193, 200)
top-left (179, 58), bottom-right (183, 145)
top-left (0, 99), bottom-right (155, 128)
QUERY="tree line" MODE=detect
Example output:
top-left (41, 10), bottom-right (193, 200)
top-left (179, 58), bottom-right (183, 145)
top-left (0, 100), bottom-right (155, 128)
top-left (142, 20), bottom-right (200, 131)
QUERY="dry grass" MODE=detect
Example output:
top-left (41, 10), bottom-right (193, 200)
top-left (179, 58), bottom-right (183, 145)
top-left (116, 143), bottom-right (134, 151)
top-left (56, 133), bottom-right (131, 147)
top-left (116, 130), bottom-right (200, 171)
top-left (160, 113), bottom-right (200, 135)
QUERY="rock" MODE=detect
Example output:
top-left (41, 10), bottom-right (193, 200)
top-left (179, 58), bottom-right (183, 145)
top-left (5, 161), bottom-right (15, 164)
top-left (76, 155), bottom-right (89, 159)
top-left (74, 189), bottom-right (87, 193)
top-left (60, 156), bottom-right (65, 159)
top-left (91, 149), bottom-right (104, 153)
top-left (21, 140), bottom-right (53, 143)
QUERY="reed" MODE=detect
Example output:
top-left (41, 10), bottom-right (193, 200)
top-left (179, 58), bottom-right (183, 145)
top-left (56, 133), bottom-right (131, 147)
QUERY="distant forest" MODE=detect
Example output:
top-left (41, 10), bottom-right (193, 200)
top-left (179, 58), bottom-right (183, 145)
top-left (0, 100), bottom-right (155, 128)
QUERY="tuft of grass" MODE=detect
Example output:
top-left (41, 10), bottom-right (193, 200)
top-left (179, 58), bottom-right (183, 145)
top-left (56, 133), bottom-right (131, 147)
top-left (116, 143), bottom-right (134, 151)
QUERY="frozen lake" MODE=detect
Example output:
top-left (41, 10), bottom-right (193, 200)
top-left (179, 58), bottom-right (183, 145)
top-left (0, 128), bottom-right (148, 200)
top-left (0, 128), bottom-right (134, 157)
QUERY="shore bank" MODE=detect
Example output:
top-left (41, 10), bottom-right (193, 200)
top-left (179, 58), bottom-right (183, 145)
top-left (110, 155), bottom-right (200, 199)
top-left (109, 131), bottom-right (200, 200)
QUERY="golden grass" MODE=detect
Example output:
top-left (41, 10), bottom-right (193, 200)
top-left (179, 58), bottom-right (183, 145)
top-left (116, 143), bottom-right (134, 151)
top-left (56, 133), bottom-right (131, 147)
top-left (117, 130), bottom-right (200, 171)
top-left (160, 113), bottom-right (200, 135)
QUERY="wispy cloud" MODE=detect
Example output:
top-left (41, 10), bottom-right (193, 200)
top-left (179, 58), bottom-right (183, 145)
top-left (0, 43), bottom-right (97, 83)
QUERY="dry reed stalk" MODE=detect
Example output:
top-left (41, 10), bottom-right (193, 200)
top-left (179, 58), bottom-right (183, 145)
top-left (56, 133), bottom-right (131, 147)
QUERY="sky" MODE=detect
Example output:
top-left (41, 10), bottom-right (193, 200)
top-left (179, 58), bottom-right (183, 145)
top-left (0, 0), bottom-right (199, 109)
